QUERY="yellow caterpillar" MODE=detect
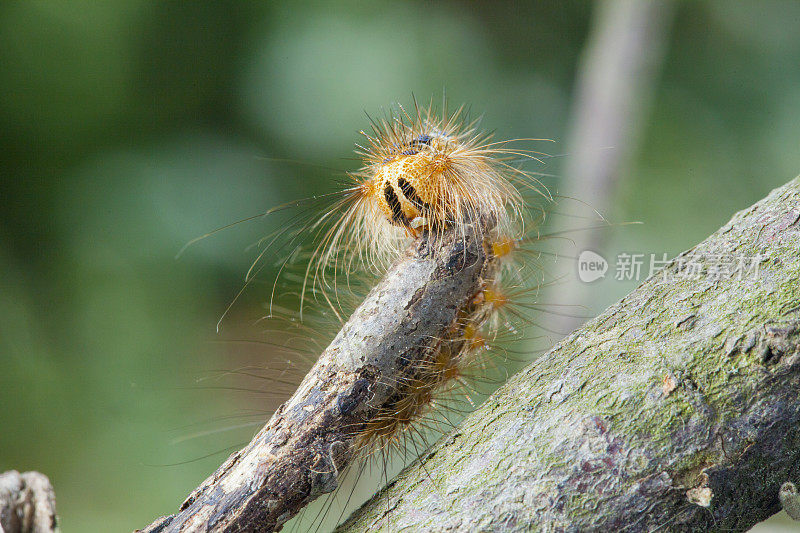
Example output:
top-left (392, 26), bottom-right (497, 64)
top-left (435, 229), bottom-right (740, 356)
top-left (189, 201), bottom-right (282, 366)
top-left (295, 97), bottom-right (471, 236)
top-left (306, 100), bottom-right (549, 294)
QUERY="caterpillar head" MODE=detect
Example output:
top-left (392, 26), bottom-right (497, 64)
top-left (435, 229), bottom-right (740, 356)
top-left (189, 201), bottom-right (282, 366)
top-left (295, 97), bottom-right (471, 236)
top-left (371, 132), bottom-right (452, 231)
top-left (312, 103), bottom-right (548, 286)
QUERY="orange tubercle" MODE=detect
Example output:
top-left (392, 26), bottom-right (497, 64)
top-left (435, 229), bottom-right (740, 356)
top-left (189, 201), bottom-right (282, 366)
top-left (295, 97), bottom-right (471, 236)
top-left (482, 286), bottom-right (509, 310)
top-left (491, 236), bottom-right (518, 259)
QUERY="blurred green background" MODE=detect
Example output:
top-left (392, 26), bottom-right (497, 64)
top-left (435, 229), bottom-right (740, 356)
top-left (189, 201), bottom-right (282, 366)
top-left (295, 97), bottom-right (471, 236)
top-left (1, 2), bottom-right (799, 531)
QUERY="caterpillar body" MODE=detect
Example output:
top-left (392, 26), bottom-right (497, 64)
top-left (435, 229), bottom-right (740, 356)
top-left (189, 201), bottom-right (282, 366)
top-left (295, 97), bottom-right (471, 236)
top-left (299, 101), bottom-right (550, 454)
top-left (153, 101), bottom-right (559, 533)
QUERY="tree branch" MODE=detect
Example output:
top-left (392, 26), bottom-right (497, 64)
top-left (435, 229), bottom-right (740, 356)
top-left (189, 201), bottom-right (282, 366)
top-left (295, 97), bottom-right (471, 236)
top-left (0, 471), bottom-right (58, 533)
top-left (140, 223), bottom-right (496, 532)
top-left (340, 177), bottom-right (800, 531)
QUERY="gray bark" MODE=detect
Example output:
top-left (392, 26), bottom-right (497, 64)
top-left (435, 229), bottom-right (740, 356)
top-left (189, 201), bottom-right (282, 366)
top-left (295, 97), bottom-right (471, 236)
top-left (0, 471), bottom-right (58, 533)
top-left (340, 177), bottom-right (800, 532)
top-left (139, 222), bottom-right (496, 532)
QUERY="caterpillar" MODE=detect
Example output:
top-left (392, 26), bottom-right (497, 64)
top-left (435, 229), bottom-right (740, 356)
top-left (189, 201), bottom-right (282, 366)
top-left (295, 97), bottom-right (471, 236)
top-left (144, 101), bottom-right (557, 533)
top-left (302, 101), bottom-right (549, 300)
top-left (294, 102), bottom-right (552, 461)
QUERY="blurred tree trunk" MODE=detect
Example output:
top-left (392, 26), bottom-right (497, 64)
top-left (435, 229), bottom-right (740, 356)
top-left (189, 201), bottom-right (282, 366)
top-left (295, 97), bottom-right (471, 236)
top-left (551, 0), bottom-right (674, 335)
top-left (340, 177), bottom-right (800, 532)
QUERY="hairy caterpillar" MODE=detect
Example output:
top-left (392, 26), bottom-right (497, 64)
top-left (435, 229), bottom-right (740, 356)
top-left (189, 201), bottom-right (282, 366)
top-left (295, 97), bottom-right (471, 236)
top-left (303, 101), bottom-right (549, 435)
top-left (145, 101), bottom-right (562, 532)
top-left (301, 102), bottom-right (549, 301)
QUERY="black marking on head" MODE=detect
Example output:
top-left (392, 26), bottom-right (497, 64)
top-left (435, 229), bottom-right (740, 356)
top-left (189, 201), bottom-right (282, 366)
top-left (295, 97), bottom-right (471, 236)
top-left (384, 181), bottom-right (408, 225)
top-left (397, 177), bottom-right (431, 212)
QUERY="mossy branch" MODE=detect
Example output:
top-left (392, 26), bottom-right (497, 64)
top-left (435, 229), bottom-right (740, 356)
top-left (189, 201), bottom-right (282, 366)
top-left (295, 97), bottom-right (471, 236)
top-left (137, 177), bottom-right (800, 532)
top-left (340, 177), bottom-right (800, 532)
